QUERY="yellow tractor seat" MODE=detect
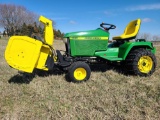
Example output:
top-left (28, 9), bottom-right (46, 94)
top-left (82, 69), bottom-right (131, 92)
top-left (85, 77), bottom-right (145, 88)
top-left (113, 19), bottom-right (141, 41)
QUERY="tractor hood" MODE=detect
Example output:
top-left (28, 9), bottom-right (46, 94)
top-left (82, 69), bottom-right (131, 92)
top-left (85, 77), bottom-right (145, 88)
top-left (64, 28), bottom-right (109, 39)
top-left (64, 28), bottom-right (110, 57)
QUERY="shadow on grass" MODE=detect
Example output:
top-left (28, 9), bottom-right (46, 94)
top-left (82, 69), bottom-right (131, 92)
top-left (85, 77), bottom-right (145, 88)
top-left (8, 68), bottom-right (64, 84)
top-left (8, 63), bottom-right (129, 84)
top-left (90, 63), bottom-right (129, 75)
top-left (8, 73), bottom-right (34, 84)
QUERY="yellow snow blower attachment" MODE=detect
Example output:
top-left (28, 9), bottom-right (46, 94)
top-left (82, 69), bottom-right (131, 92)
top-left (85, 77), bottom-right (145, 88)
top-left (5, 16), bottom-right (54, 73)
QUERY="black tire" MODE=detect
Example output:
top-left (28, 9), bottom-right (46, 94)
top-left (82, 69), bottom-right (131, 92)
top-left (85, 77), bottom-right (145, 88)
top-left (67, 62), bottom-right (91, 83)
top-left (125, 48), bottom-right (157, 76)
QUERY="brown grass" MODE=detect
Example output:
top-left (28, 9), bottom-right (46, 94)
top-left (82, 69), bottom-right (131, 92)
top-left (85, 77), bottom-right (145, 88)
top-left (0, 37), bottom-right (160, 119)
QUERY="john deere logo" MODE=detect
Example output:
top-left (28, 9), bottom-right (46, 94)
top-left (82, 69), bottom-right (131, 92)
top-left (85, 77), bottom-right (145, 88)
top-left (70, 37), bottom-right (108, 40)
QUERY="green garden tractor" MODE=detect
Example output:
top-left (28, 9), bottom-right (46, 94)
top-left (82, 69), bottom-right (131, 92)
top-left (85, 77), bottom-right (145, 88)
top-left (5, 16), bottom-right (157, 82)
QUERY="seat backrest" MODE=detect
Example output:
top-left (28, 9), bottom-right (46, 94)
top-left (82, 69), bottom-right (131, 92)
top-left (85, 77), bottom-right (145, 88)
top-left (124, 19), bottom-right (141, 37)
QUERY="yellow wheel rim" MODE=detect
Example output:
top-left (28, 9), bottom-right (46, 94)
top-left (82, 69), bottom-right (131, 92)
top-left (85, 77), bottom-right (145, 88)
top-left (138, 56), bottom-right (153, 73)
top-left (74, 68), bottom-right (87, 81)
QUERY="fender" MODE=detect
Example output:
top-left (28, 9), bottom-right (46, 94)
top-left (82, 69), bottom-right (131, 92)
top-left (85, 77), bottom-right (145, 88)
top-left (119, 41), bottom-right (156, 60)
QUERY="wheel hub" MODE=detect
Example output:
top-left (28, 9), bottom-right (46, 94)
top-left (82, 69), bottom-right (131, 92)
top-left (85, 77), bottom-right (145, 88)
top-left (138, 56), bottom-right (153, 73)
top-left (142, 62), bottom-right (146, 66)
top-left (74, 68), bottom-right (87, 81)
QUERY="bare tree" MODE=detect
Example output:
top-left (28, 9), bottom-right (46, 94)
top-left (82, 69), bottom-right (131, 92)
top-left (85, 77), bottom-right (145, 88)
top-left (136, 33), bottom-right (151, 41)
top-left (136, 33), bottom-right (160, 41)
top-left (0, 4), bottom-right (38, 36)
top-left (152, 35), bottom-right (160, 41)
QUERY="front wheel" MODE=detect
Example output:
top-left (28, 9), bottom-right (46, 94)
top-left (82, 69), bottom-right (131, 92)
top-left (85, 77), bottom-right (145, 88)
top-left (125, 49), bottom-right (157, 76)
top-left (67, 62), bottom-right (91, 83)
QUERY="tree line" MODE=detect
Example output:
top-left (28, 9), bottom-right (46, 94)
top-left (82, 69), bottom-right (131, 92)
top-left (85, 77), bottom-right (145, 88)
top-left (137, 33), bottom-right (160, 41)
top-left (0, 4), bottom-right (64, 39)
top-left (2, 22), bottom-right (64, 40)
top-left (1, 4), bottom-right (159, 41)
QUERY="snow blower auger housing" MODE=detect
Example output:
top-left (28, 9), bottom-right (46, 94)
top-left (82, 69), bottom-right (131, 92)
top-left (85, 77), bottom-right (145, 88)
top-left (5, 16), bottom-right (157, 83)
top-left (5, 16), bottom-right (54, 73)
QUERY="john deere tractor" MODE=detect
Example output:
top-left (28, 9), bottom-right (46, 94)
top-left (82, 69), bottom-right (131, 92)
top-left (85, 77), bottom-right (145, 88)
top-left (5, 16), bottom-right (157, 82)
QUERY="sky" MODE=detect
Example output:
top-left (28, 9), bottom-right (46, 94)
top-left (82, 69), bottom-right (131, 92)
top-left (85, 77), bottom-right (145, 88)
top-left (0, 0), bottom-right (160, 38)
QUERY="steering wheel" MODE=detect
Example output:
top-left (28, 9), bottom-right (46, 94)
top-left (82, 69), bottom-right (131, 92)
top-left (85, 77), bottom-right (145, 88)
top-left (100, 22), bottom-right (116, 31)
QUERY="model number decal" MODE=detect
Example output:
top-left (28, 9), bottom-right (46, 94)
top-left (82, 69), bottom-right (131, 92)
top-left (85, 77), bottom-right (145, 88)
top-left (70, 37), bottom-right (108, 40)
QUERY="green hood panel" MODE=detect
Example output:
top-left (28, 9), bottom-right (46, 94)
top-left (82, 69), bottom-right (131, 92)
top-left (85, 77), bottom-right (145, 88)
top-left (64, 29), bottom-right (110, 56)
top-left (64, 29), bottom-right (109, 38)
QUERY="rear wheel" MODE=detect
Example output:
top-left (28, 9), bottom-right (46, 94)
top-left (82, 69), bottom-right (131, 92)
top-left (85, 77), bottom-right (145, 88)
top-left (125, 48), bottom-right (156, 76)
top-left (67, 62), bottom-right (91, 83)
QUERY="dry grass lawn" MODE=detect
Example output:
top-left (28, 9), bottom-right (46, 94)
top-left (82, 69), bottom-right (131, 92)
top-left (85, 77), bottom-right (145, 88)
top-left (0, 37), bottom-right (160, 119)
